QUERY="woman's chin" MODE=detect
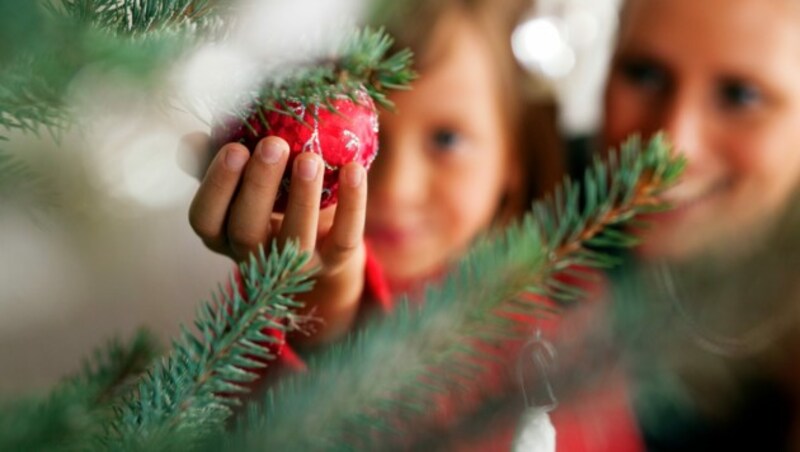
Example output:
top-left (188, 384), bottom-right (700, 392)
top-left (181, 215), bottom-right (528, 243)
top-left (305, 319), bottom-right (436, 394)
top-left (634, 234), bottom-right (699, 262)
top-left (633, 217), bottom-right (752, 263)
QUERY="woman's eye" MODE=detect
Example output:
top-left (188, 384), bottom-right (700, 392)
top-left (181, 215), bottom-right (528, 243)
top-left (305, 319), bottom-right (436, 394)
top-left (431, 128), bottom-right (461, 151)
top-left (718, 79), bottom-right (762, 110)
top-left (619, 59), bottom-right (668, 93)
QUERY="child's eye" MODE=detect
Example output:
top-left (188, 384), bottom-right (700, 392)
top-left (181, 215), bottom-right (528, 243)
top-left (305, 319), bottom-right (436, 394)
top-left (619, 58), bottom-right (669, 93)
top-left (717, 79), bottom-right (762, 110)
top-left (431, 128), bottom-right (462, 152)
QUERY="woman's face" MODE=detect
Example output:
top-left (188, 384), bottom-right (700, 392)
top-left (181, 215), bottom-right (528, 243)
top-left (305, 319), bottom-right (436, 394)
top-left (604, 0), bottom-right (800, 260)
top-left (366, 14), bottom-right (516, 289)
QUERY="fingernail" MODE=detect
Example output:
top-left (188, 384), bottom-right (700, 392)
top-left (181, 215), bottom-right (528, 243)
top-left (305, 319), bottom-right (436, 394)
top-left (343, 165), bottom-right (364, 188)
top-left (257, 139), bottom-right (285, 164)
top-left (296, 155), bottom-right (319, 181)
top-left (225, 147), bottom-right (248, 171)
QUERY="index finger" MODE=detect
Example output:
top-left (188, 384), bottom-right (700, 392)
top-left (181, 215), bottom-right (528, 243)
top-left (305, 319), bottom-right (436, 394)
top-left (188, 143), bottom-right (250, 254)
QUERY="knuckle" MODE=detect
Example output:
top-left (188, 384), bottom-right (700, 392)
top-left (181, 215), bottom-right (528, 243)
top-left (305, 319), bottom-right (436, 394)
top-left (327, 239), bottom-right (360, 259)
top-left (321, 241), bottom-right (364, 275)
top-left (227, 225), bottom-right (266, 252)
top-left (201, 237), bottom-right (226, 255)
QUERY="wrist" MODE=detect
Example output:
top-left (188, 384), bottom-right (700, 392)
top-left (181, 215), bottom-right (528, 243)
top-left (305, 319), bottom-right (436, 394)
top-left (290, 245), bottom-right (367, 348)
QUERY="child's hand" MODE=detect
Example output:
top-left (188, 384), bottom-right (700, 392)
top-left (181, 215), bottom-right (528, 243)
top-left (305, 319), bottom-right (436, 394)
top-left (182, 133), bottom-right (368, 346)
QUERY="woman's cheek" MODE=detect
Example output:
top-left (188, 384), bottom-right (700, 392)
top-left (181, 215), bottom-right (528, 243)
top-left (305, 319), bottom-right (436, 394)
top-left (731, 124), bottom-right (800, 209)
top-left (700, 124), bottom-right (800, 251)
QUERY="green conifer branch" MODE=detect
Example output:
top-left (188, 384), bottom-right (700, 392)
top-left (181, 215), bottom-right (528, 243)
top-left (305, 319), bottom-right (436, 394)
top-left (0, 135), bottom-right (681, 451)
top-left (0, 0), bottom-right (226, 208)
top-left (0, 329), bottom-right (160, 452)
top-left (104, 242), bottom-right (316, 450)
top-left (0, 147), bottom-right (55, 214)
top-left (231, 26), bottom-right (416, 130)
top-left (225, 135), bottom-right (684, 450)
top-left (0, 0), bottom-right (224, 141)
top-left (72, 329), bottom-right (163, 405)
top-left (47, 0), bottom-right (226, 36)
top-left (0, 389), bottom-right (99, 452)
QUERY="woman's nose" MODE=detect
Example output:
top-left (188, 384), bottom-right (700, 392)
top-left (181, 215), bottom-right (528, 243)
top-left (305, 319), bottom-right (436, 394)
top-left (658, 91), bottom-right (708, 162)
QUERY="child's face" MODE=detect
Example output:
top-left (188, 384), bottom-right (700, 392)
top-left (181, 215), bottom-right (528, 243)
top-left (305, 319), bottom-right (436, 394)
top-left (366, 15), bottom-right (515, 287)
top-left (604, 0), bottom-right (800, 260)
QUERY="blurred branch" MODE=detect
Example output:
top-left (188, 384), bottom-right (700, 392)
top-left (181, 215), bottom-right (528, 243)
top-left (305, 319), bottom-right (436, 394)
top-left (105, 242), bottom-right (316, 450)
top-left (229, 135), bottom-right (683, 450)
top-left (0, 0), bottom-right (228, 209)
top-left (0, 329), bottom-right (161, 452)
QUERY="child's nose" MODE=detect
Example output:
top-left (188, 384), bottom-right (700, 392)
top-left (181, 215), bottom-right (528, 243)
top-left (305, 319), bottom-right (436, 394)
top-left (368, 140), bottom-right (428, 208)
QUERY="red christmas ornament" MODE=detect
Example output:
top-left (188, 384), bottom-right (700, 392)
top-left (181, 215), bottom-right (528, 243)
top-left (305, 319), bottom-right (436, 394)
top-left (211, 88), bottom-right (379, 211)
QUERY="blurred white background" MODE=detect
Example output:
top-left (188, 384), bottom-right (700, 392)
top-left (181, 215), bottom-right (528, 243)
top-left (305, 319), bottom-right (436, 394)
top-left (0, 0), bottom-right (621, 392)
top-left (514, 0), bottom-right (622, 135)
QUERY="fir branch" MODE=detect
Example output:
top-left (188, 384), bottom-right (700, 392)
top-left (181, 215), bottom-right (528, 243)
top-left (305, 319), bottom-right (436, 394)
top-left (0, 390), bottom-right (98, 452)
top-left (0, 0), bottom-right (224, 140)
top-left (0, 52), bottom-right (73, 140)
top-left (235, 26), bottom-right (415, 124)
top-left (227, 135), bottom-right (684, 450)
top-left (71, 329), bottom-right (163, 405)
top-left (0, 24), bottom-right (191, 209)
top-left (0, 147), bottom-right (55, 214)
top-left (104, 242), bottom-right (316, 450)
top-left (46, 0), bottom-right (226, 36)
top-left (0, 136), bottom-right (681, 451)
top-left (336, 27), bottom-right (416, 109)
top-left (0, 0), bottom-right (226, 207)
top-left (0, 330), bottom-right (161, 452)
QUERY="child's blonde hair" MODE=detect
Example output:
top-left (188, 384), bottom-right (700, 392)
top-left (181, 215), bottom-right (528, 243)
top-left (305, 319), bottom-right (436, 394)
top-left (372, 0), bottom-right (564, 223)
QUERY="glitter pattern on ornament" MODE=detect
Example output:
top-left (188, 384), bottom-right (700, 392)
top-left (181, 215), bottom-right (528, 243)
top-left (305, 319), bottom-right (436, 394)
top-left (211, 88), bottom-right (380, 212)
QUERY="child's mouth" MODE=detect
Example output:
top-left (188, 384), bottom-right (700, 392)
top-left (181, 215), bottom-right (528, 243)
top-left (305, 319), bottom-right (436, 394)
top-left (365, 224), bottom-right (419, 249)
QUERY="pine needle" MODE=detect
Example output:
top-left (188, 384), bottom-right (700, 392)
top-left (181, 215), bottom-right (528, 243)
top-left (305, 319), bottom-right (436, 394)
top-left (220, 26), bottom-right (416, 133)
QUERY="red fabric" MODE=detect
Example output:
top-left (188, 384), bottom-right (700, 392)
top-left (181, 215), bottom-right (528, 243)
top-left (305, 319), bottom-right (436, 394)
top-left (551, 378), bottom-right (643, 452)
top-left (230, 246), bottom-right (644, 451)
top-left (535, 270), bottom-right (645, 452)
top-left (362, 241), bottom-right (393, 313)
